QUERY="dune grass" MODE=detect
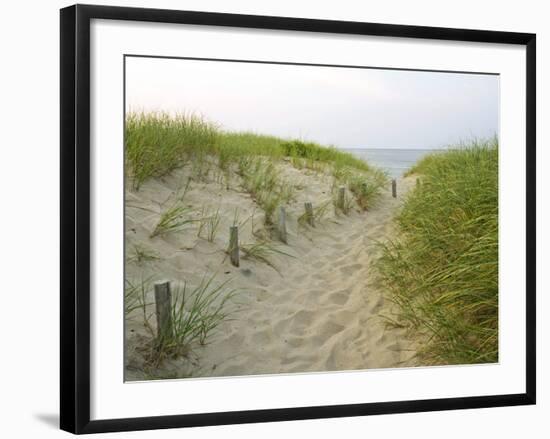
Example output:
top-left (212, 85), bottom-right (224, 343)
top-left (150, 202), bottom-right (195, 238)
top-left (137, 275), bottom-right (237, 368)
top-left (127, 243), bottom-right (160, 265)
top-left (125, 112), bottom-right (373, 182)
top-left (240, 240), bottom-right (295, 274)
top-left (331, 164), bottom-right (388, 210)
top-left (197, 205), bottom-right (222, 243)
top-left (237, 157), bottom-right (295, 225)
top-left (124, 277), bottom-right (152, 317)
top-left (281, 140), bottom-right (371, 172)
top-left (125, 112), bottom-right (388, 219)
top-left (125, 112), bottom-right (219, 189)
top-left (168, 276), bottom-right (237, 348)
top-left (346, 171), bottom-right (388, 210)
top-left (375, 139), bottom-right (498, 365)
top-left (216, 131), bottom-right (285, 164)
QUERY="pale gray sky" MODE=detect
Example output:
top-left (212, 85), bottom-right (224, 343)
top-left (125, 56), bottom-right (499, 150)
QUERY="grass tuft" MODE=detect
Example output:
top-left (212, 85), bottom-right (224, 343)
top-left (139, 275), bottom-right (237, 367)
top-left (240, 240), bottom-right (295, 273)
top-left (375, 139), bottom-right (498, 365)
top-left (150, 203), bottom-right (194, 238)
top-left (125, 277), bottom-right (153, 317)
top-left (346, 170), bottom-right (388, 210)
top-left (238, 157), bottom-right (294, 225)
top-left (127, 243), bottom-right (160, 265)
top-left (125, 112), bottom-right (218, 189)
top-left (197, 205), bottom-right (222, 243)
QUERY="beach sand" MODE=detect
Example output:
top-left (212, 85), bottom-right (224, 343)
top-left (124, 161), bottom-right (418, 380)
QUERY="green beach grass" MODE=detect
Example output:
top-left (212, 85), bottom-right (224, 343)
top-left (125, 112), bottom-right (219, 189)
top-left (375, 139), bottom-right (498, 365)
top-left (125, 112), bottom-right (386, 209)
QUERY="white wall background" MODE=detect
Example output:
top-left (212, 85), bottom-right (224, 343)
top-left (0, 0), bottom-right (546, 437)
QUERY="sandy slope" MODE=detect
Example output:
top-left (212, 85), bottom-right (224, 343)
top-left (125, 162), bottom-right (417, 380)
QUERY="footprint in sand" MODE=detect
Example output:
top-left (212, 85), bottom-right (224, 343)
top-left (327, 289), bottom-right (350, 306)
top-left (274, 309), bottom-right (315, 335)
top-left (312, 260), bottom-right (326, 269)
top-left (326, 310), bottom-right (356, 326)
top-left (292, 273), bottom-right (308, 283)
top-left (312, 321), bottom-right (345, 346)
top-left (225, 332), bottom-right (246, 347)
top-left (289, 310), bottom-right (315, 333)
top-left (251, 327), bottom-right (273, 345)
top-left (255, 288), bottom-right (271, 302)
top-left (296, 290), bottom-right (322, 307)
top-left (340, 263), bottom-right (364, 276)
top-left (386, 342), bottom-right (401, 352)
top-left (332, 257), bottom-right (349, 268)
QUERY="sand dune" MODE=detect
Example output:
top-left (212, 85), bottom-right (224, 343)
top-left (125, 162), bottom-right (417, 380)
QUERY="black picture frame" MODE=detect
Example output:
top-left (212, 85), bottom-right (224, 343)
top-left (60, 4), bottom-right (536, 434)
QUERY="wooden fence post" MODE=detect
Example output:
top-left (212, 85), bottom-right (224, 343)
top-left (304, 202), bottom-right (314, 227)
top-left (278, 206), bottom-right (287, 244)
top-left (392, 179), bottom-right (397, 198)
top-left (338, 186), bottom-right (346, 210)
top-left (154, 280), bottom-right (173, 342)
top-left (229, 225), bottom-right (240, 267)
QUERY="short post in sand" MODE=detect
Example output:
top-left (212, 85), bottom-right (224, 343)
top-left (304, 202), bottom-right (314, 227)
top-left (416, 177), bottom-right (420, 188)
top-left (229, 225), bottom-right (240, 267)
top-left (392, 179), bottom-right (397, 198)
top-left (277, 206), bottom-right (287, 244)
top-left (337, 186), bottom-right (346, 211)
top-left (154, 280), bottom-right (173, 344)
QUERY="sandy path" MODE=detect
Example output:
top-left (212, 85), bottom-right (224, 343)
top-left (125, 165), bottom-right (418, 380)
top-left (194, 176), bottom-right (418, 377)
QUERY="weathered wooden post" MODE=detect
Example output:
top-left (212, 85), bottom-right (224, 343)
top-left (277, 206), bottom-right (287, 244)
top-left (392, 179), bottom-right (397, 198)
top-left (229, 225), bottom-right (240, 267)
top-left (154, 280), bottom-right (173, 342)
top-left (304, 202), bottom-right (314, 227)
top-left (337, 186), bottom-right (346, 210)
top-left (416, 177), bottom-right (420, 188)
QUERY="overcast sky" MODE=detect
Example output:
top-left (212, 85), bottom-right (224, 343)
top-left (125, 56), bottom-right (499, 150)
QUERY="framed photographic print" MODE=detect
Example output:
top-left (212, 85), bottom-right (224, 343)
top-left (60, 4), bottom-right (536, 434)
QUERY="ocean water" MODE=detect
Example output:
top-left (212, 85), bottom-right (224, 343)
top-left (344, 148), bottom-right (440, 178)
